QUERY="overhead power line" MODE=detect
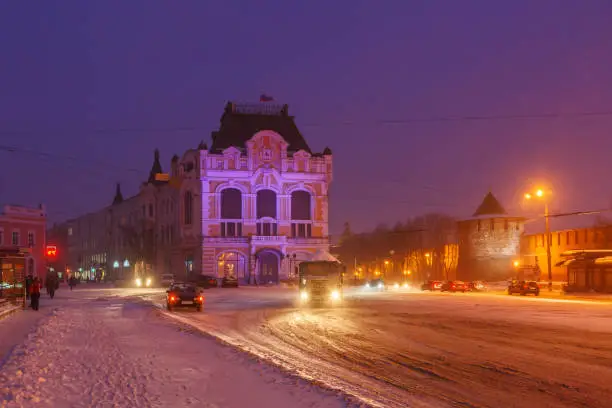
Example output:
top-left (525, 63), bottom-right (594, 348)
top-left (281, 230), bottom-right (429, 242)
top-left (2, 109), bottom-right (612, 136)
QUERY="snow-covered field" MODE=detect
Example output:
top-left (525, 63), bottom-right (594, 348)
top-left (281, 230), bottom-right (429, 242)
top-left (0, 288), bottom-right (360, 408)
top-left (151, 287), bottom-right (612, 408)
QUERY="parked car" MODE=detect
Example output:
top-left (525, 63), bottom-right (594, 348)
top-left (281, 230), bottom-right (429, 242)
top-left (466, 281), bottom-right (488, 292)
top-left (441, 280), bottom-right (467, 292)
top-left (166, 282), bottom-right (204, 312)
top-left (221, 276), bottom-right (239, 288)
top-left (421, 280), bottom-right (443, 291)
top-left (507, 280), bottom-right (540, 296)
top-left (190, 275), bottom-right (219, 289)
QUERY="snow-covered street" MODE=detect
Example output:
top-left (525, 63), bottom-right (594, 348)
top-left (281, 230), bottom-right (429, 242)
top-left (150, 287), bottom-right (612, 408)
top-left (0, 287), bottom-right (357, 408)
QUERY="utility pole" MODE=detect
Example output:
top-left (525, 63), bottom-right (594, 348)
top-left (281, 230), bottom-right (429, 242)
top-left (544, 202), bottom-right (553, 292)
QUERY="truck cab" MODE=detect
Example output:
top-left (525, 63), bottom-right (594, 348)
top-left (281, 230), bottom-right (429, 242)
top-left (298, 261), bottom-right (345, 306)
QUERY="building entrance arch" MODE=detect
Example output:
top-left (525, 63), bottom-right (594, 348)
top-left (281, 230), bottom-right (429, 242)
top-left (257, 249), bottom-right (280, 284)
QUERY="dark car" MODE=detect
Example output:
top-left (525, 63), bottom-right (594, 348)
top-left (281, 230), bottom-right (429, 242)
top-left (421, 280), bottom-right (443, 291)
top-left (221, 276), bottom-right (239, 288)
top-left (190, 275), bottom-right (218, 289)
top-left (167, 282), bottom-right (204, 311)
top-left (508, 280), bottom-right (540, 296)
top-left (365, 279), bottom-right (385, 291)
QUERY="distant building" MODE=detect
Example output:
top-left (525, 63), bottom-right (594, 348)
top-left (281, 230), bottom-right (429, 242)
top-left (52, 101), bottom-right (333, 284)
top-left (457, 192), bottom-right (525, 281)
top-left (520, 224), bottom-right (612, 282)
top-left (0, 204), bottom-right (47, 279)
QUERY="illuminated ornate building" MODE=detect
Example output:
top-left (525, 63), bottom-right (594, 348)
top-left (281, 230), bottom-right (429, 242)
top-left (457, 192), bottom-right (525, 281)
top-left (176, 101), bottom-right (333, 284)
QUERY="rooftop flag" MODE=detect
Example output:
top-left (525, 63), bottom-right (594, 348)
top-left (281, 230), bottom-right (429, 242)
top-left (260, 94), bottom-right (274, 102)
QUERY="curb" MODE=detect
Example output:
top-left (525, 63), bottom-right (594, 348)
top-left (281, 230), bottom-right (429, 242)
top-left (0, 305), bottom-right (22, 321)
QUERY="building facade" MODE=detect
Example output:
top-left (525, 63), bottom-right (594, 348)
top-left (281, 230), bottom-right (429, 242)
top-left (177, 102), bottom-right (332, 284)
top-left (51, 101), bottom-right (332, 285)
top-left (457, 192), bottom-right (525, 281)
top-left (520, 225), bottom-right (612, 282)
top-left (0, 204), bottom-right (47, 279)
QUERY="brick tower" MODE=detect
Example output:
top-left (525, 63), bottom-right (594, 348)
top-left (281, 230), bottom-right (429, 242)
top-left (457, 191), bottom-right (525, 281)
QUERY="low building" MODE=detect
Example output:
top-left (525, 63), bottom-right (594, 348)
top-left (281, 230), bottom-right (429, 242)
top-left (0, 204), bottom-right (47, 279)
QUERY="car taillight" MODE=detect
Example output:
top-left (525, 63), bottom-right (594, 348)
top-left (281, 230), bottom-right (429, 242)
top-left (198, 296), bottom-right (203, 301)
top-left (169, 296), bottom-right (176, 301)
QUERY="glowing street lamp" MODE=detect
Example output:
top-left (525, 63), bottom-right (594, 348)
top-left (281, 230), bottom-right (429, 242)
top-left (513, 260), bottom-right (520, 268)
top-left (384, 260), bottom-right (390, 265)
top-left (524, 187), bottom-right (552, 291)
top-left (425, 253), bottom-right (430, 258)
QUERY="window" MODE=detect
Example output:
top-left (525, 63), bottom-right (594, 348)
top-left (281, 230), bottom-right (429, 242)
top-left (149, 204), bottom-right (154, 217)
top-left (27, 232), bottom-right (34, 247)
top-left (256, 222), bottom-right (277, 236)
top-left (584, 230), bottom-right (589, 243)
top-left (184, 191), bottom-right (193, 225)
top-left (490, 219), bottom-right (495, 231)
top-left (557, 233), bottom-right (561, 247)
top-left (291, 191), bottom-right (311, 220)
top-left (68, 227), bottom-right (73, 236)
top-left (477, 220), bottom-right (481, 232)
top-left (256, 190), bottom-right (277, 219)
top-left (292, 223), bottom-right (312, 238)
top-left (575, 230), bottom-right (579, 245)
top-left (221, 222), bottom-right (242, 237)
top-left (566, 231), bottom-right (571, 245)
top-left (221, 189), bottom-right (242, 219)
top-left (12, 231), bottom-right (19, 246)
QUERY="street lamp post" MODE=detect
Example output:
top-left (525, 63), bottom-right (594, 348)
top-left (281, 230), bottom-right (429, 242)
top-left (525, 189), bottom-right (552, 291)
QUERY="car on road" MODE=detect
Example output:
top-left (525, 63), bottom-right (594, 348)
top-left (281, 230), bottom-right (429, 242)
top-left (190, 274), bottom-right (218, 289)
top-left (365, 279), bottom-right (385, 291)
top-left (221, 276), bottom-right (239, 288)
top-left (166, 282), bottom-right (204, 311)
top-left (466, 281), bottom-right (488, 292)
top-left (160, 274), bottom-right (174, 288)
top-left (508, 280), bottom-right (540, 296)
top-left (421, 280), bottom-right (443, 291)
top-left (441, 281), bottom-right (467, 292)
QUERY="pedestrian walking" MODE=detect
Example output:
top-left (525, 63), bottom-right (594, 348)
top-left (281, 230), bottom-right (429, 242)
top-left (69, 276), bottom-right (76, 291)
top-left (30, 277), bottom-right (41, 311)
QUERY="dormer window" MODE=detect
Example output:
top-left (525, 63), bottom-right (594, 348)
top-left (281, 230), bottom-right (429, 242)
top-left (262, 148), bottom-right (272, 161)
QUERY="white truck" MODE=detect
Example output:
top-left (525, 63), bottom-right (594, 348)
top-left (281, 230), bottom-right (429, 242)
top-left (298, 260), bottom-right (345, 306)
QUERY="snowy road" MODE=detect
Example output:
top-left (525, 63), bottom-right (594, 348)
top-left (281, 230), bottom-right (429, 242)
top-left (153, 288), bottom-right (612, 408)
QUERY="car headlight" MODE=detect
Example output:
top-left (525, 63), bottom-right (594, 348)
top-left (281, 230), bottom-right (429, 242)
top-left (393, 283), bottom-right (399, 289)
top-left (365, 283), bottom-right (370, 288)
top-left (146, 278), bottom-right (152, 287)
top-left (403, 283), bottom-right (409, 289)
top-left (135, 278), bottom-right (142, 287)
top-left (378, 283), bottom-right (384, 289)
top-left (331, 290), bottom-right (340, 300)
top-left (300, 291), bottom-right (309, 301)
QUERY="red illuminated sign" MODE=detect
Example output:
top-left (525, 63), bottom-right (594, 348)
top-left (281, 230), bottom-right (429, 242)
top-left (46, 245), bottom-right (57, 258)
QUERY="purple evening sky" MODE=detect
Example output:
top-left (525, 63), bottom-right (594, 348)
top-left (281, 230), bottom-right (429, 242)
top-left (1, 1), bottom-right (612, 235)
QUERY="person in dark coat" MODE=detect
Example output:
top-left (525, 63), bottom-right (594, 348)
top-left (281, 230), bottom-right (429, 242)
top-left (30, 277), bottom-right (41, 311)
top-left (46, 274), bottom-right (57, 299)
top-left (68, 276), bottom-right (77, 291)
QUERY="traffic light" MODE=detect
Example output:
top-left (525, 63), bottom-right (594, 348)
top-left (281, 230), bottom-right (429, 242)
top-left (46, 245), bottom-right (57, 258)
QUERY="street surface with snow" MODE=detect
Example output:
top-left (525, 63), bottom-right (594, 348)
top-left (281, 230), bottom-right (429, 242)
top-left (1, 284), bottom-right (611, 408)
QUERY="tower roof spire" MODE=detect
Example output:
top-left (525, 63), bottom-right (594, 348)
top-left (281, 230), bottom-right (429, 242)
top-left (147, 148), bottom-right (164, 184)
top-left (473, 191), bottom-right (507, 217)
top-left (112, 183), bottom-right (124, 205)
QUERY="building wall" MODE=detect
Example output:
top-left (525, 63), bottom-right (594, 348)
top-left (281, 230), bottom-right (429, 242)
top-left (457, 217), bottom-right (524, 281)
top-left (519, 227), bottom-right (612, 282)
top-left (0, 205), bottom-right (47, 279)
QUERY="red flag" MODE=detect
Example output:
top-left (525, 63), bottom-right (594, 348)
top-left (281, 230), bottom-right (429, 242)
top-left (260, 94), bottom-right (274, 102)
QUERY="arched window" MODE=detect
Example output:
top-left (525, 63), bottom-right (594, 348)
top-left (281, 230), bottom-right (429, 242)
top-left (220, 188), bottom-right (243, 237)
top-left (291, 190), bottom-right (312, 238)
top-left (184, 191), bottom-right (193, 225)
top-left (291, 191), bottom-right (311, 220)
top-left (256, 190), bottom-right (277, 219)
top-left (221, 189), bottom-right (242, 219)
top-left (256, 189), bottom-right (277, 236)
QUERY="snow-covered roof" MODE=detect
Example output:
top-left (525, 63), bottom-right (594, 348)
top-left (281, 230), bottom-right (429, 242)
top-left (310, 250), bottom-right (340, 262)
